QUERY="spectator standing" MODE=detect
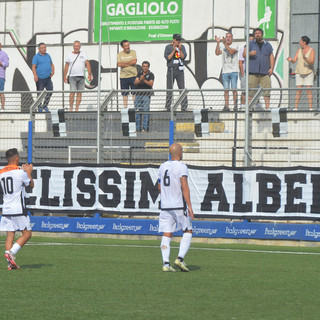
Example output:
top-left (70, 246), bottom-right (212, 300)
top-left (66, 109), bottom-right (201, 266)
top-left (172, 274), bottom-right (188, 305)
top-left (64, 41), bottom-right (92, 111)
top-left (117, 40), bottom-right (137, 108)
top-left (164, 34), bottom-right (188, 111)
top-left (287, 36), bottom-right (315, 110)
top-left (158, 143), bottom-right (194, 272)
top-left (0, 148), bottom-right (34, 270)
top-left (32, 42), bottom-right (55, 112)
top-left (215, 33), bottom-right (239, 111)
top-left (238, 33), bottom-right (254, 109)
top-left (0, 43), bottom-right (9, 111)
top-left (134, 61), bottom-right (154, 132)
top-left (243, 28), bottom-right (274, 109)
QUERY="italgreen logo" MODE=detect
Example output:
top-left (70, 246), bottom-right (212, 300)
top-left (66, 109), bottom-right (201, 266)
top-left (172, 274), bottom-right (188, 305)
top-left (94, 0), bottom-right (183, 42)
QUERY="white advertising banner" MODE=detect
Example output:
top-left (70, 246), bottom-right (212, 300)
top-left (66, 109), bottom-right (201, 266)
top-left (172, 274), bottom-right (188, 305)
top-left (13, 165), bottom-right (320, 220)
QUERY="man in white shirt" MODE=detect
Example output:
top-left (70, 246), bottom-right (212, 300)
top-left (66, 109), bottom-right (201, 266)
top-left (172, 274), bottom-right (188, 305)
top-left (64, 41), bottom-right (92, 111)
top-left (0, 148), bottom-right (34, 270)
top-left (158, 143), bottom-right (194, 272)
top-left (215, 32), bottom-right (239, 111)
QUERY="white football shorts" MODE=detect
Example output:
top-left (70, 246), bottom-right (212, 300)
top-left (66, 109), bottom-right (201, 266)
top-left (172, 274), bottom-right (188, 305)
top-left (0, 215), bottom-right (32, 232)
top-left (159, 209), bottom-right (192, 233)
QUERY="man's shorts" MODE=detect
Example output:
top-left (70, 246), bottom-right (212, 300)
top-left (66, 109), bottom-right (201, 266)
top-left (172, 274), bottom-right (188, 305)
top-left (0, 78), bottom-right (5, 91)
top-left (222, 72), bottom-right (238, 89)
top-left (69, 76), bottom-right (85, 91)
top-left (120, 76), bottom-right (136, 96)
top-left (158, 209), bottom-right (192, 233)
top-left (249, 74), bottom-right (271, 97)
top-left (296, 72), bottom-right (314, 86)
top-left (0, 215), bottom-right (32, 232)
top-left (240, 74), bottom-right (246, 90)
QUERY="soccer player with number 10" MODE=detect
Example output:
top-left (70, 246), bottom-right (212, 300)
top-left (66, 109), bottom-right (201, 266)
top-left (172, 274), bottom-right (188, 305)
top-left (0, 148), bottom-right (34, 270)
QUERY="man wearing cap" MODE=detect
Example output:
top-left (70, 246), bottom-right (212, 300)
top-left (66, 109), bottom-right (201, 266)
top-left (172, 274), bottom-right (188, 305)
top-left (164, 34), bottom-right (188, 111)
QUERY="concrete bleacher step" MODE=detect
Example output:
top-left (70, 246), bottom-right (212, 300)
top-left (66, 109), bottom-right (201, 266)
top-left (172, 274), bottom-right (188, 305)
top-left (15, 109), bottom-right (320, 166)
top-left (145, 141), bottom-right (200, 153)
top-left (176, 122), bottom-right (225, 133)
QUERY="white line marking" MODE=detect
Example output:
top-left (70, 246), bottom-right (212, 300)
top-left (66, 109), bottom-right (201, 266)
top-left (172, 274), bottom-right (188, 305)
top-left (4, 241), bottom-right (318, 256)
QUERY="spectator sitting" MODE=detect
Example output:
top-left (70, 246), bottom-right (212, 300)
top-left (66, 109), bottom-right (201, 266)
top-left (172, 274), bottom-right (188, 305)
top-left (134, 61), bottom-right (154, 133)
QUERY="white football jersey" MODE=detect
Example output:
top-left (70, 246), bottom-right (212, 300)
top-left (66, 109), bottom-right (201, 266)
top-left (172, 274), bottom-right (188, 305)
top-left (158, 160), bottom-right (188, 210)
top-left (0, 165), bottom-right (31, 216)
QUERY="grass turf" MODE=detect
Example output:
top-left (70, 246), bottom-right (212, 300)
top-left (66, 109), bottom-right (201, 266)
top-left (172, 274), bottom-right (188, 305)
top-left (1, 236), bottom-right (320, 320)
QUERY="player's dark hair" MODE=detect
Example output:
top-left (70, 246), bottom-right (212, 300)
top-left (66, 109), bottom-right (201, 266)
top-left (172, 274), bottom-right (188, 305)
top-left (301, 36), bottom-right (310, 45)
top-left (142, 61), bottom-right (150, 67)
top-left (253, 28), bottom-right (264, 36)
top-left (120, 40), bottom-right (129, 47)
top-left (38, 42), bottom-right (46, 48)
top-left (6, 148), bottom-right (19, 160)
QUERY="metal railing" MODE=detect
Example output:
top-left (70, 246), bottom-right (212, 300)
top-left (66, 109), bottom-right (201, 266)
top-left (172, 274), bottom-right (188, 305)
top-left (0, 88), bottom-right (320, 167)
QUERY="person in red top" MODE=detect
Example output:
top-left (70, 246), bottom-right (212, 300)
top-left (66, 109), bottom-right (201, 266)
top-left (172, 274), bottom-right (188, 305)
top-left (0, 148), bottom-right (34, 270)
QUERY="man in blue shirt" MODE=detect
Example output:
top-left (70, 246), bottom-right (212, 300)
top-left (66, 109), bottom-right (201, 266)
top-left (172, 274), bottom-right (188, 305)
top-left (32, 43), bottom-right (55, 112)
top-left (243, 28), bottom-right (274, 109)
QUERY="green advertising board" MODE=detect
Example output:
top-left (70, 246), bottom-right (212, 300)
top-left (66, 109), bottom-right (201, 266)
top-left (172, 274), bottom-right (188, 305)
top-left (258, 0), bottom-right (276, 38)
top-left (94, 0), bottom-right (183, 42)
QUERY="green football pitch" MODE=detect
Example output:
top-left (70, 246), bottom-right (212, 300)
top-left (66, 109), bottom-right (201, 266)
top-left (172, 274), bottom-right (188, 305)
top-left (1, 235), bottom-right (320, 320)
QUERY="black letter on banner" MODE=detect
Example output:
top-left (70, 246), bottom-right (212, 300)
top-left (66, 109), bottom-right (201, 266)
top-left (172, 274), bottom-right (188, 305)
top-left (39, 170), bottom-right (59, 206)
top-left (139, 171), bottom-right (159, 209)
top-left (99, 171), bottom-right (121, 208)
top-left (311, 174), bottom-right (320, 213)
top-left (285, 173), bottom-right (306, 213)
top-left (233, 174), bottom-right (252, 212)
top-left (25, 169), bottom-right (37, 206)
top-left (200, 173), bottom-right (229, 211)
top-left (63, 171), bottom-right (74, 207)
top-left (256, 174), bottom-right (280, 213)
top-left (124, 171), bottom-right (136, 208)
top-left (77, 170), bottom-right (96, 207)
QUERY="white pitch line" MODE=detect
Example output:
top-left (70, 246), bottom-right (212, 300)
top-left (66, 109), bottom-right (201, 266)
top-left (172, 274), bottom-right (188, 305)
top-left (6, 241), bottom-right (320, 256)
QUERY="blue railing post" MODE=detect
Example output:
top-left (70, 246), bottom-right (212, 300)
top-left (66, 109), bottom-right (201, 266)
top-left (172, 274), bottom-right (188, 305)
top-left (169, 120), bottom-right (174, 160)
top-left (28, 120), bottom-right (33, 163)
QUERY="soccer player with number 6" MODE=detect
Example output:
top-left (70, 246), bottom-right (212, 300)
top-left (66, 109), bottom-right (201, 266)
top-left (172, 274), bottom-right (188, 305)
top-left (158, 143), bottom-right (194, 272)
top-left (0, 148), bottom-right (34, 270)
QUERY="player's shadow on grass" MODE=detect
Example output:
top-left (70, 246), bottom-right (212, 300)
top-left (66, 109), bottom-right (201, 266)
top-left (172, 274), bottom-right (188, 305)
top-left (187, 265), bottom-right (201, 271)
top-left (21, 264), bottom-right (53, 269)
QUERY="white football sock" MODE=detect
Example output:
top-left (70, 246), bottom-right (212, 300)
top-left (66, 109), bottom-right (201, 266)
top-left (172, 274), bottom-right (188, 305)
top-left (161, 236), bottom-right (171, 264)
top-left (10, 243), bottom-right (21, 255)
top-left (178, 232), bottom-right (192, 259)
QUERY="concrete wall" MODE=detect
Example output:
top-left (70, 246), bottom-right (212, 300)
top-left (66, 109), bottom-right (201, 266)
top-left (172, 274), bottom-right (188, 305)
top-left (0, 0), bottom-right (290, 95)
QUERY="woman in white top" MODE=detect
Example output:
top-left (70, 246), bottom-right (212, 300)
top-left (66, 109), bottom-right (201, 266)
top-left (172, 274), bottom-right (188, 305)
top-left (287, 36), bottom-right (315, 110)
